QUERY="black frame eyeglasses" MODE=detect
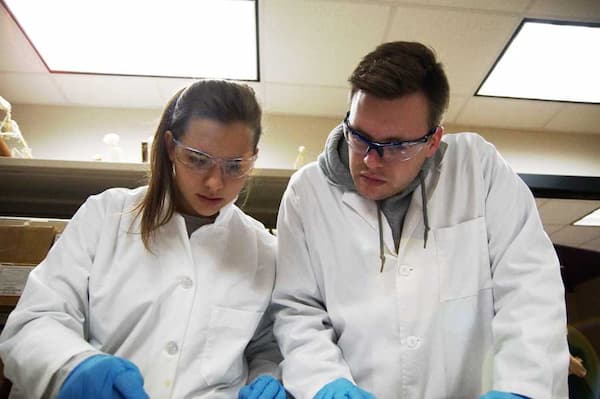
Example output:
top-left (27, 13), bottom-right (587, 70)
top-left (342, 112), bottom-right (437, 162)
top-left (172, 137), bottom-right (257, 179)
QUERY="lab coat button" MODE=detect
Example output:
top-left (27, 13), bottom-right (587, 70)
top-left (406, 336), bottom-right (421, 349)
top-left (178, 276), bottom-right (193, 289)
top-left (399, 265), bottom-right (413, 276)
top-left (166, 341), bottom-right (179, 355)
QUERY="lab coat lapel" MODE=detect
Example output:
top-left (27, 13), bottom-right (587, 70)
top-left (157, 213), bottom-right (194, 264)
top-left (341, 191), bottom-right (395, 254)
top-left (211, 202), bottom-right (235, 228)
top-left (398, 191), bottom-right (423, 256)
top-left (342, 192), bottom-right (377, 230)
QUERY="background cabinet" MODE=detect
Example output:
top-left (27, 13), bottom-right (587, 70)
top-left (0, 157), bottom-right (293, 229)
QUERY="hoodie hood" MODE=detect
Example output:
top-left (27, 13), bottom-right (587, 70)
top-left (317, 123), bottom-right (430, 195)
top-left (317, 124), bottom-right (354, 191)
top-left (317, 123), bottom-right (436, 262)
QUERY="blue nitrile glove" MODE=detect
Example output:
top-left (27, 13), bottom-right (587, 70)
top-left (479, 391), bottom-right (529, 399)
top-left (238, 375), bottom-right (286, 399)
top-left (313, 378), bottom-right (376, 399)
top-left (57, 354), bottom-right (149, 399)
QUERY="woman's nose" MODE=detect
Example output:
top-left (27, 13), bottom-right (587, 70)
top-left (204, 164), bottom-right (225, 191)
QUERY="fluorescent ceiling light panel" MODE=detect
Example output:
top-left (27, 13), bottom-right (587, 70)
top-left (4, 0), bottom-right (259, 80)
top-left (477, 19), bottom-right (600, 103)
top-left (573, 208), bottom-right (600, 227)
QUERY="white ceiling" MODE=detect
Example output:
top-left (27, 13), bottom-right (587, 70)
top-left (536, 198), bottom-right (600, 253)
top-left (1, 0), bottom-right (599, 133)
top-left (0, 0), bottom-right (599, 253)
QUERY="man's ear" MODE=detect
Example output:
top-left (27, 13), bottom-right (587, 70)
top-left (426, 126), bottom-right (444, 157)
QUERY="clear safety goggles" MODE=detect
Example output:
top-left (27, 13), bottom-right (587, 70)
top-left (343, 112), bottom-right (437, 162)
top-left (172, 137), bottom-right (257, 179)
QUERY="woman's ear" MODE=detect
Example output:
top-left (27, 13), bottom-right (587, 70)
top-left (164, 131), bottom-right (175, 161)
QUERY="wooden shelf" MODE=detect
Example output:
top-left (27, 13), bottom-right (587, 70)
top-left (0, 297), bottom-right (18, 307)
top-left (0, 157), bottom-right (294, 228)
top-left (2, 157), bottom-right (599, 229)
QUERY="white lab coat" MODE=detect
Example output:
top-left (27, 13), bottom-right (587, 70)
top-left (0, 187), bottom-right (280, 399)
top-left (273, 133), bottom-right (569, 399)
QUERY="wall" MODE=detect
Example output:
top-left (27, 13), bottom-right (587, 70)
top-left (10, 103), bottom-right (600, 176)
top-left (448, 126), bottom-right (600, 177)
top-left (10, 104), bottom-right (340, 170)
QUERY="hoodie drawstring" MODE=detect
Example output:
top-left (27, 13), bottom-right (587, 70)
top-left (419, 171), bottom-right (429, 248)
top-left (377, 172), bottom-right (430, 273)
top-left (377, 202), bottom-right (385, 273)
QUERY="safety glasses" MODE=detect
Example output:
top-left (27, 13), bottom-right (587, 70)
top-left (343, 112), bottom-right (437, 162)
top-left (172, 137), bottom-right (257, 179)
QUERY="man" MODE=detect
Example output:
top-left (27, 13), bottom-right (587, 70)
top-left (272, 41), bottom-right (568, 399)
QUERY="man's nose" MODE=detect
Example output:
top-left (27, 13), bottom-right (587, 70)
top-left (363, 146), bottom-right (384, 168)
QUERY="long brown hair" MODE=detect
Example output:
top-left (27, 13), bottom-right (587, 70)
top-left (134, 80), bottom-right (262, 250)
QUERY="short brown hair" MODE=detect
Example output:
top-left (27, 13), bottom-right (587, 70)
top-left (349, 41), bottom-right (449, 129)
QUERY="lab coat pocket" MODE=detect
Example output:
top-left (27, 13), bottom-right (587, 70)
top-left (435, 217), bottom-right (492, 301)
top-left (201, 306), bottom-right (264, 386)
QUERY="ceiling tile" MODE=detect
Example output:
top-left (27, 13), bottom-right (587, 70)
top-left (0, 5), bottom-right (47, 73)
top-left (444, 95), bottom-right (468, 124)
top-left (386, 6), bottom-right (521, 95)
top-left (579, 237), bottom-right (600, 252)
top-left (155, 78), bottom-right (196, 105)
top-left (396, 0), bottom-right (531, 12)
top-left (240, 82), bottom-right (266, 107)
top-left (456, 96), bottom-right (562, 130)
top-left (0, 72), bottom-right (67, 105)
top-left (543, 223), bottom-right (564, 235)
top-left (545, 103), bottom-right (600, 135)
top-left (154, 79), bottom-right (265, 107)
top-left (53, 75), bottom-right (164, 109)
top-left (537, 199), bottom-right (600, 225)
top-left (262, 0), bottom-right (390, 86)
top-left (527, 0), bottom-right (600, 20)
top-left (265, 83), bottom-right (348, 117)
top-left (550, 225), bottom-right (600, 247)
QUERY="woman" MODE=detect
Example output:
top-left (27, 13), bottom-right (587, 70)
top-left (0, 80), bottom-right (285, 399)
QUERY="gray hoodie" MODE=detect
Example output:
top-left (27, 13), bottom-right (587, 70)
top-left (317, 124), bottom-right (435, 257)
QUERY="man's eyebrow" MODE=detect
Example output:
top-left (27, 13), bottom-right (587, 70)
top-left (352, 126), bottom-right (412, 143)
